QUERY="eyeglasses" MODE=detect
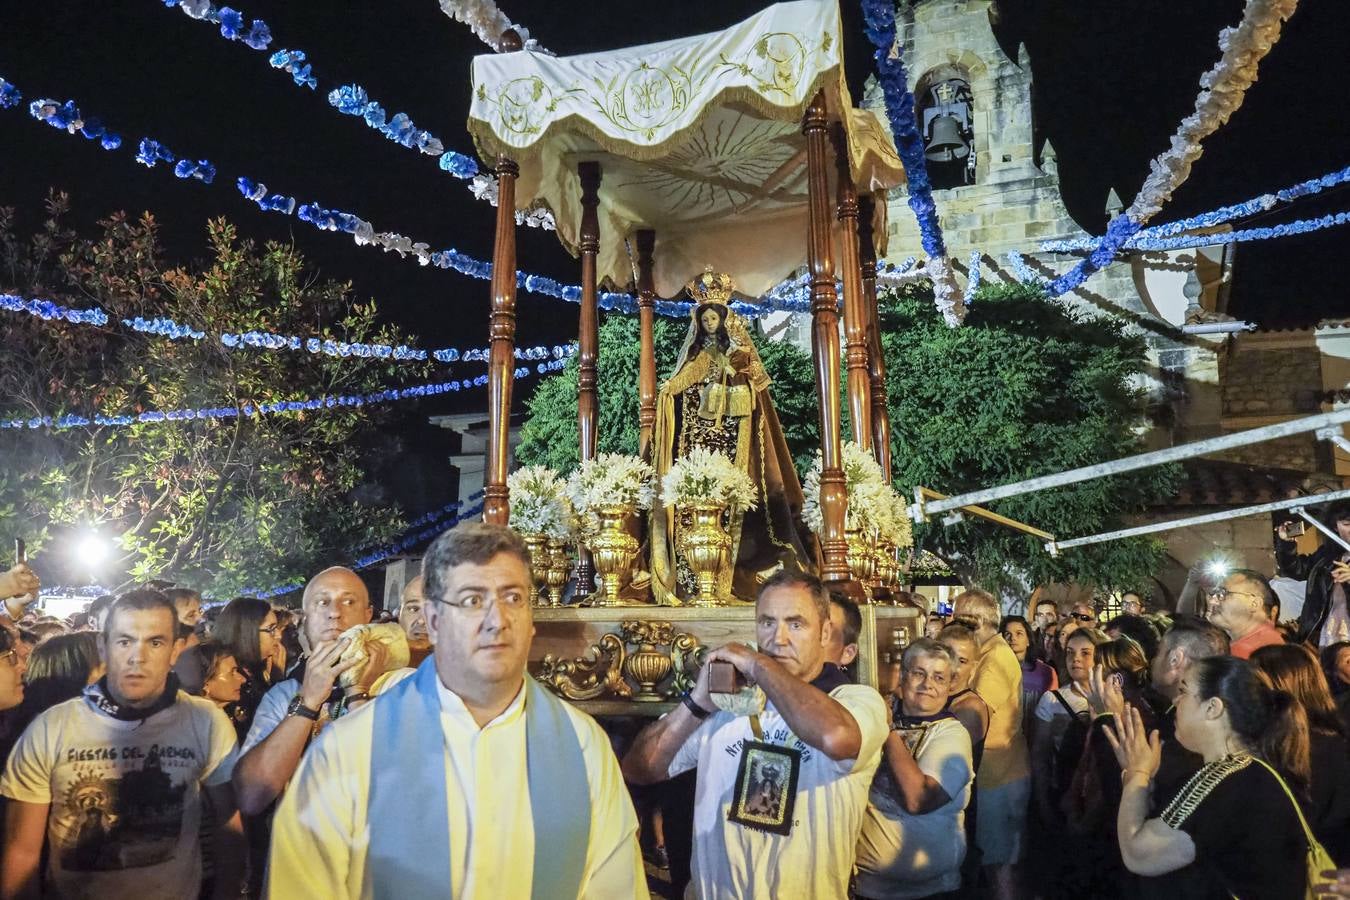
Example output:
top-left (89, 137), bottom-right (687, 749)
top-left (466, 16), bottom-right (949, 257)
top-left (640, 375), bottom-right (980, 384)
top-left (259, 624), bottom-right (281, 636)
top-left (1070, 613), bottom-right (1095, 623)
top-left (0, 649), bottom-right (18, 668)
top-left (1207, 587), bottom-right (1262, 604)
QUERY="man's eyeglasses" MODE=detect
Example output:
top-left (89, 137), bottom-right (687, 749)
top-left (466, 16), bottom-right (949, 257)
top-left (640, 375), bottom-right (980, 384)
top-left (1207, 587), bottom-right (1262, 604)
top-left (1070, 613), bottom-right (1095, 623)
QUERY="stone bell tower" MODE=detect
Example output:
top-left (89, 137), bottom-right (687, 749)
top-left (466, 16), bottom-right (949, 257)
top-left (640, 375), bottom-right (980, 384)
top-left (870, 0), bottom-right (1082, 261)
top-left (868, 0), bottom-right (1238, 451)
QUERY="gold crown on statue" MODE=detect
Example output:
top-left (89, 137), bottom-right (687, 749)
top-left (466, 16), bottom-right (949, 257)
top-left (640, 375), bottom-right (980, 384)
top-left (686, 266), bottom-right (736, 306)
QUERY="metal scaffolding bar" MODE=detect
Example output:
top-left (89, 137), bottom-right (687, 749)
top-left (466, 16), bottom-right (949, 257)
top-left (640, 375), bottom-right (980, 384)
top-left (912, 407), bottom-right (1350, 523)
top-left (914, 487), bottom-right (1055, 542)
top-left (1046, 487), bottom-right (1350, 554)
top-left (1294, 507), bottom-right (1350, 555)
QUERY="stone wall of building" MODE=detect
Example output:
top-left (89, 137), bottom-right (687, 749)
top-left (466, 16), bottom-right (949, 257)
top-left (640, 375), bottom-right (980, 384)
top-left (1212, 331), bottom-right (1323, 472)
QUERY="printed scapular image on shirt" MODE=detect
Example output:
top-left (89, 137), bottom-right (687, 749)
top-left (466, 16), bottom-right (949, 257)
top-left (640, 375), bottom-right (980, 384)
top-left (728, 740), bottom-right (801, 835)
top-left (55, 744), bottom-right (191, 871)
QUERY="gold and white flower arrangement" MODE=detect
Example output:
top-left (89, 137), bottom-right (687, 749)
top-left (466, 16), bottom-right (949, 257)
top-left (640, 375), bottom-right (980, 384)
top-left (660, 448), bottom-right (759, 512)
top-left (506, 465), bottom-right (575, 540)
top-left (802, 441), bottom-right (888, 534)
top-left (565, 452), bottom-right (656, 525)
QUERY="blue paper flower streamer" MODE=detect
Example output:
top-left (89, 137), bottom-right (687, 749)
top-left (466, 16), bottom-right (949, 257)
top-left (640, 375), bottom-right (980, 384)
top-left (135, 138), bottom-right (177, 169)
top-left (28, 98), bottom-right (122, 150)
top-left (268, 49), bottom-right (317, 90)
top-left (1040, 164), bottom-right (1350, 253)
top-left (0, 79), bottom-right (21, 109)
top-left (963, 251), bottom-right (981, 306)
top-left (162, 1), bottom-right (272, 50)
top-left (0, 369), bottom-right (546, 432)
top-left (1, 293), bottom-right (109, 326)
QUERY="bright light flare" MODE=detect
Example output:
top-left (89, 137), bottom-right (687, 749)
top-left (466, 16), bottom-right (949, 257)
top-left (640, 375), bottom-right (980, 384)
top-left (75, 532), bottom-right (112, 569)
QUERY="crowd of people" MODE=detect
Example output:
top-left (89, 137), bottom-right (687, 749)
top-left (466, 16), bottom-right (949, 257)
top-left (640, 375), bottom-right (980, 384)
top-left (0, 518), bottom-right (1349, 898)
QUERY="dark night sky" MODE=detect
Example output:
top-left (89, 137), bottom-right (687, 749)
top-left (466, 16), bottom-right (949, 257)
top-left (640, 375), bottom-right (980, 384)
top-left (1, 0), bottom-right (1347, 429)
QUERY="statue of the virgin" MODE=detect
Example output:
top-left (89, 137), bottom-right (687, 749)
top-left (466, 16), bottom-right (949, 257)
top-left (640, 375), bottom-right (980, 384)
top-left (648, 269), bottom-right (816, 604)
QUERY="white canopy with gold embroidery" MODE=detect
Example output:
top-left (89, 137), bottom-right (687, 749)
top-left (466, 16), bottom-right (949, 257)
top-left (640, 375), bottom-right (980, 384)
top-left (465, 0), bottom-right (904, 297)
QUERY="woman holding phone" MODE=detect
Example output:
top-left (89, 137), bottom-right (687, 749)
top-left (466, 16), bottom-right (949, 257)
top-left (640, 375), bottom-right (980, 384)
top-left (1276, 500), bottom-right (1350, 647)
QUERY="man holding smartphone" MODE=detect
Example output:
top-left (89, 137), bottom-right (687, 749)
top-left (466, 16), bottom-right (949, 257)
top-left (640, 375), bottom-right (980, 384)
top-left (621, 572), bottom-right (887, 899)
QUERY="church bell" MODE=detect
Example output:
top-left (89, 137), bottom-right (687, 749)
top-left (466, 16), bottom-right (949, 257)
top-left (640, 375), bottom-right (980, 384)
top-left (924, 114), bottom-right (969, 162)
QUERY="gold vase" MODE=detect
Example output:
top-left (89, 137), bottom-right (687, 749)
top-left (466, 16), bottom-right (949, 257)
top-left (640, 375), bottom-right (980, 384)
top-left (545, 537), bottom-right (569, 608)
top-left (874, 540), bottom-right (897, 591)
top-left (522, 532), bottom-right (549, 606)
top-left (679, 502), bottom-right (731, 607)
top-left (624, 640), bottom-right (673, 701)
top-left (588, 504), bottom-right (637, 606)
top-left (846, 527), bottom-right (876, 586)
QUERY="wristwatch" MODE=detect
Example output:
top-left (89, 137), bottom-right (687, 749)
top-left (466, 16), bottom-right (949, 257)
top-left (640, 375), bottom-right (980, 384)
top-left (285, 694), bottom-right (321, 721)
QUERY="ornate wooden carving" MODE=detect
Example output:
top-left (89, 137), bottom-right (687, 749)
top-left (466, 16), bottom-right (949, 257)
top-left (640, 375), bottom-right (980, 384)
top-left (483, 155), bottom-right (519, 525)
top-left (537, 620), bottom-right (704, 702)
top-left (575, 162), bottom-right (602, 593)
top-left (858, 195), bottom-right (892, 480)
top-left (635, 230), bottom-right (658, 460)
top-left (802, 93), bottom-right (850, 584)
top-left (832, 124), bottom-right (873, 454)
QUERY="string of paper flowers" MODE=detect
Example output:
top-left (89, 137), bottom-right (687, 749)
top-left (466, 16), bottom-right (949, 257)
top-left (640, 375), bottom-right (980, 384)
top-left (859, 0), bottom-right (964, 327)
top-left (1046, 0), bottom-right (1300, 298)
top-left (242, 491), bottom-right (487, 598)
top-left (436, 0), bottom-right (547, 54)
top-left (0, 367), bottom-right (556, 432)
top-left (2, 293), bottom-right (578, 367)
top-left (1041, 163), bottom-right (1350, 253)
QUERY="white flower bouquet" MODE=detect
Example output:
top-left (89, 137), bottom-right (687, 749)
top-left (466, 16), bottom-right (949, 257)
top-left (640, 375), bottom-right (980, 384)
top-left (803, 441), bottom-right (906, 539)
top-left (507, 465), bottom-right (575, 540)
top-left (660, 448), bottom-right (759, 513)
top-left (565, 453), bottom-right (656, 526)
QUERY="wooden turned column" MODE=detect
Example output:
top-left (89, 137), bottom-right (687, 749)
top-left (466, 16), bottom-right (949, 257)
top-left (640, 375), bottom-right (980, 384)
top-left (635, 230), bottom-right (658, 460)
top-left (859, 195), bottom-right (893, 481)
top-left (574, 161), bottom-right (602, 594)
top-left (802, 93), bottom-right (850, 585)
top-left (832, 124), bottom-right (873, 453)
top-left (483, 155), bottom-right (519, 525)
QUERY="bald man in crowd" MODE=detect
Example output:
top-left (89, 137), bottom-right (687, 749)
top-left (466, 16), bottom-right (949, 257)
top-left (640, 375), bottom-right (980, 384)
top-left (233, 566), bottom-right (409, 816)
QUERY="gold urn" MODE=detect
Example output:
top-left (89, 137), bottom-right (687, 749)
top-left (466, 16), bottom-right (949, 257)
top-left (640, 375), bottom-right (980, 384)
top-left (588, 504), bottom-right (638, 606)
top-left (545, 537), bottom-right (570, 607)
top-left (846, 527), bottom-right (877, 588)
top-left (623, 630), bottom-right (674, 701)
top-left (679, 502), bottom-right (731, 607)
top-left (522, 532), bottom-right (549, 606)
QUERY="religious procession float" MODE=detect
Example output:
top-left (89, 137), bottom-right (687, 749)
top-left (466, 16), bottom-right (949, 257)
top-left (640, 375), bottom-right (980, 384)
top-left (464, 0), bottom-right (921, 715)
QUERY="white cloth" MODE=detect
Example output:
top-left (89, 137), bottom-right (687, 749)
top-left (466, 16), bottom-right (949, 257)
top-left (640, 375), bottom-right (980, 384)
top-left (1033, 685), bottom-right (1089, 723)
top-left (465, 0), bottom-right (903, 297)
top-left (0, 692), bottom-right (238, 900)
top-left (668, 682), bottom-right (888, 899)
top-left (266, 677), bottom-right (647, 900)
top-left (1269, 576), bottom-right (1305, 622)
top-left (240, 668), bottom-right (415, 755)
top-left (854, 717), bottom-right (973, 899)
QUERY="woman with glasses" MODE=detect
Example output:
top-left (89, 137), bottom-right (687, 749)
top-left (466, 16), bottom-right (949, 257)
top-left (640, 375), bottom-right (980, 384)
top-left (211, 597), bottom-right (283, 740)
top-left (1106, 656), bottom-right (1310, 897)
top-left (856, 638), bottom-right (975, 899)
top-left (0, 627), bottom-right (30, 768)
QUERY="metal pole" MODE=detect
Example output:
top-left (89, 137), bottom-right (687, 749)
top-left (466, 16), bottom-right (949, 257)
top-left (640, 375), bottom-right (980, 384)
top-left (1295, 508), bottom-right (1350, 555)
top-left (1046, 487), bottom-right (1350, 554)
top-left (913, 407), bottom-right (1350, 523)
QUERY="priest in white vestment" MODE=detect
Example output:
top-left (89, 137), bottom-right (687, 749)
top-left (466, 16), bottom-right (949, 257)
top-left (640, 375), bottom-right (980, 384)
top-left (267, 522), bottom-right (648, 900)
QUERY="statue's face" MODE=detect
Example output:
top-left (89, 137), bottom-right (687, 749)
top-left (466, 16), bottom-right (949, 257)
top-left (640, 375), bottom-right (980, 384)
top-left (700, 308), bottom-right (722, 334)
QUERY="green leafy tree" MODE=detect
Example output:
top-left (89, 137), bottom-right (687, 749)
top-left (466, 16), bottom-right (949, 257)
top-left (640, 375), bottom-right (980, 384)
top-left (881, 281), bottom-right (1178, 594)
top-left (517, 281), bottom-right (1174, 595)
top-left (0, 195), bottom-right (431, 596)
top-left (515, 313), bottom-right (820, 472)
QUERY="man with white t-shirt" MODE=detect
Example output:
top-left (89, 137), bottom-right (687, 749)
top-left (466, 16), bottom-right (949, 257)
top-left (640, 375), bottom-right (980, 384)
top-left (622, 571), bottom-right (888, 899)
top-left (1, 589), bottom-right (242, 900)
top-left (855, 637), bottom-right (974, 899)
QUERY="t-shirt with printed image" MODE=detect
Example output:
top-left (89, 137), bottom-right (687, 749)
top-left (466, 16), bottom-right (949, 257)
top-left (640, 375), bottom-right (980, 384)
top-left (0, 690), bottom-right (239, 900)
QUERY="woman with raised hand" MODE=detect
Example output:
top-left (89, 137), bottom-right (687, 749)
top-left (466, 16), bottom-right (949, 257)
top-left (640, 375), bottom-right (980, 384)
top-left (1105, 656), bottom-right (1310, 897)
